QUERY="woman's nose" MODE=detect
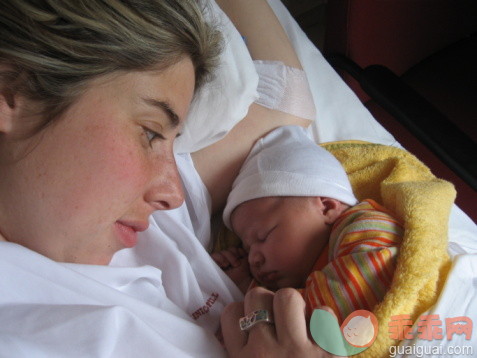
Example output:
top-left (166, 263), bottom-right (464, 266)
top-left (146, 154), bottom-right (184, 210)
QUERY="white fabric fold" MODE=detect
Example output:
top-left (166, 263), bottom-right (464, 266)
top-left (174, 0), bottom-right (258, 153)
top-left (0, 154), bottom-right (242, 357)
top-left (0, 242), bottom-right (224, 358)
top-left (254, 60), bottom-right (316, 120)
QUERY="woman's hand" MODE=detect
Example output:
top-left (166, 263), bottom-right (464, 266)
top-left (221, 287), bottom-right (337, 357)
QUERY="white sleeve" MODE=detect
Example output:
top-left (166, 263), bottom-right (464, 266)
top-left (0, 154), bottom-right (241, 357)
top-left (0, 242), bottom-right (227, 358)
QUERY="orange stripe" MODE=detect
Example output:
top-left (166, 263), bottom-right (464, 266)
top-left (371, 252), bottom-right (390, 288)
top-left (308, 273), bottom-right (342, 321)
top-left (340, 236), bottom-right (398, 251)
top-left (333, 258), bottom-right (363, 310)
top-left (342, 256), bottom-right (377, 308)
top-left (339, 239), bottom-right (396, 256)
top-left (353, 215), bottom-right (400, 224)
top-left (304, 285), bottom-right (317, 318)
top-left (322, 277), bottom-right (346, 323)
top-left (311, 277), bottom-right (326, 307)
top-left (340, 236), bottom-right (396, 249)
top-left (368, 251), bottom-right (390, 287)
top-left (377, 249), bottom-right (395, 285)
top-left (340, 229), bottom-right (399, 238)
top-left (351, 255), bottom-right (380, 306)
top-left (340, 229), bottom-right (401, 247)
top-left (306, 278), bottom-right (319, 308)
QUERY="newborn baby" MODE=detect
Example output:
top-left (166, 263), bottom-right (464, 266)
top-left (213, 126), bottom-right (403, 321)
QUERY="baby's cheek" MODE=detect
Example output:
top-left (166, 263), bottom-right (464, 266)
top-left (279, 251), bottom-right (315, 287)
top-left (273, 243), bottom-right (303, 267)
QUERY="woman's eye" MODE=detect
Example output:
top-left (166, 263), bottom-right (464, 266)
top-left (144, 127), bottom-right (165, 145)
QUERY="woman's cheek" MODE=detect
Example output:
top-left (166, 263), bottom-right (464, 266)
top-left (104, 145), bottom-right (151, 196)
top-left (71, 136), bottom-right (149, 213)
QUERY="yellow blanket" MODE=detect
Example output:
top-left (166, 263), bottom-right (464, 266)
top-left (323, 141), bottom-right (456, 357)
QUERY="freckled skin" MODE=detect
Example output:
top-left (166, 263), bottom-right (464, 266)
top-left (0, 58), bottom-right (195, 265)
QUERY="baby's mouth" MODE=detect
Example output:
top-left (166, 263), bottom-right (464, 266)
top-left (257, 270), bottom-right (279, 284)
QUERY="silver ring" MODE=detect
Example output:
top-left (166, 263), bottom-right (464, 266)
top-left (239, 309), bottom-right (274, 331)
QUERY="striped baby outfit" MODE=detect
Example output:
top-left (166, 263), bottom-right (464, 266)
top-left (301, 199), bottom-right (403, 322)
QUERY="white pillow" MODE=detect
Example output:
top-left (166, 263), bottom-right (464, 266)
top-left (174, 0), bottom-right (259, 153)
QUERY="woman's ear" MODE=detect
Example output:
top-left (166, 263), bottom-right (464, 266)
top-left (314, 197), bottom-right (349, 224)
top-left (0, 89), bottom-right (16, 133)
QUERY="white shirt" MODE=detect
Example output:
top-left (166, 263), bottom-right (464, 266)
top-left (0, 153), bottom-right (242, 358)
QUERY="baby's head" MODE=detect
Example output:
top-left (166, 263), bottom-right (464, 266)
top-left (223, 126), bottom-right (357, 290)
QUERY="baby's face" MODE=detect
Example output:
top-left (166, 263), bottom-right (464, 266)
top-left (230, 196), bottom-right (331, 290)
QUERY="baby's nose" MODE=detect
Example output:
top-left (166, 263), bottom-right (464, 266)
top-left (248, 248), bottom-right (264, 268)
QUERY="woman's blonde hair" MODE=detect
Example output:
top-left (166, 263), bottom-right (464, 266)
top-left (0, 0), bottom-right (222, 131)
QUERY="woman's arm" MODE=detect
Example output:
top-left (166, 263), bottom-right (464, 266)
top-left (192, 0), bottom-right (312, 213)
top-left (192, 105), bottom-right (311, 213)
top-left (214, 0), bottom-right (302, 68)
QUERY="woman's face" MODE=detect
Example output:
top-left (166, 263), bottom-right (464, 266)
top-left (0, 58), bottom-right (195, 265)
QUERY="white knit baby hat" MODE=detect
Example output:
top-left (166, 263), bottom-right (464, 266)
top-left (222, 125), bottom-right (358, 229)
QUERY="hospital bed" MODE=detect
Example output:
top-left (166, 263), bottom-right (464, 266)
top-left (177, 0), bottom-right (477, 356)
top-left (2, 1), bottom-right (475, 357)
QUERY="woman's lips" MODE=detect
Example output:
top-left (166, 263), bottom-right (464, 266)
top-left (115, 221), bottom-right (147, 248)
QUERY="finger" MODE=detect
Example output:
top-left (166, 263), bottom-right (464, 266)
top-left (228, 246), bottom-right (240, 256)
top-left (221, 302), bottom-right (247, 355)
top-left (243, 287), bottom-right (276, 343)
top-left (231, 246), bottom-right (247, 259)
top-left (243, 286), bottom-right (274, 315)
top-left (211, 252), bottom-right (229, 268)
top-left (237, 247), bottom-right (247, 257)
top-left (238, 257), bottom-right (251, 273)
top-left (273, 288), bottom-right (309, 344)
top-left (210, 252), bottom-right (222, 262)
top-left (221, 250), bottom-right (241, 267)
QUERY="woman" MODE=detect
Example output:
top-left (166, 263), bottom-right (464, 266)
top-left (0, 0), bottom-right (220, 265)
top-left (0, 0), bottom-right (334, 356)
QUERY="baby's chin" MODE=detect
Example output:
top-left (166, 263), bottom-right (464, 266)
top-left (252, 274), bottom-right (279, 291)
top-left (262, 281), bottom-right (280, 291)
